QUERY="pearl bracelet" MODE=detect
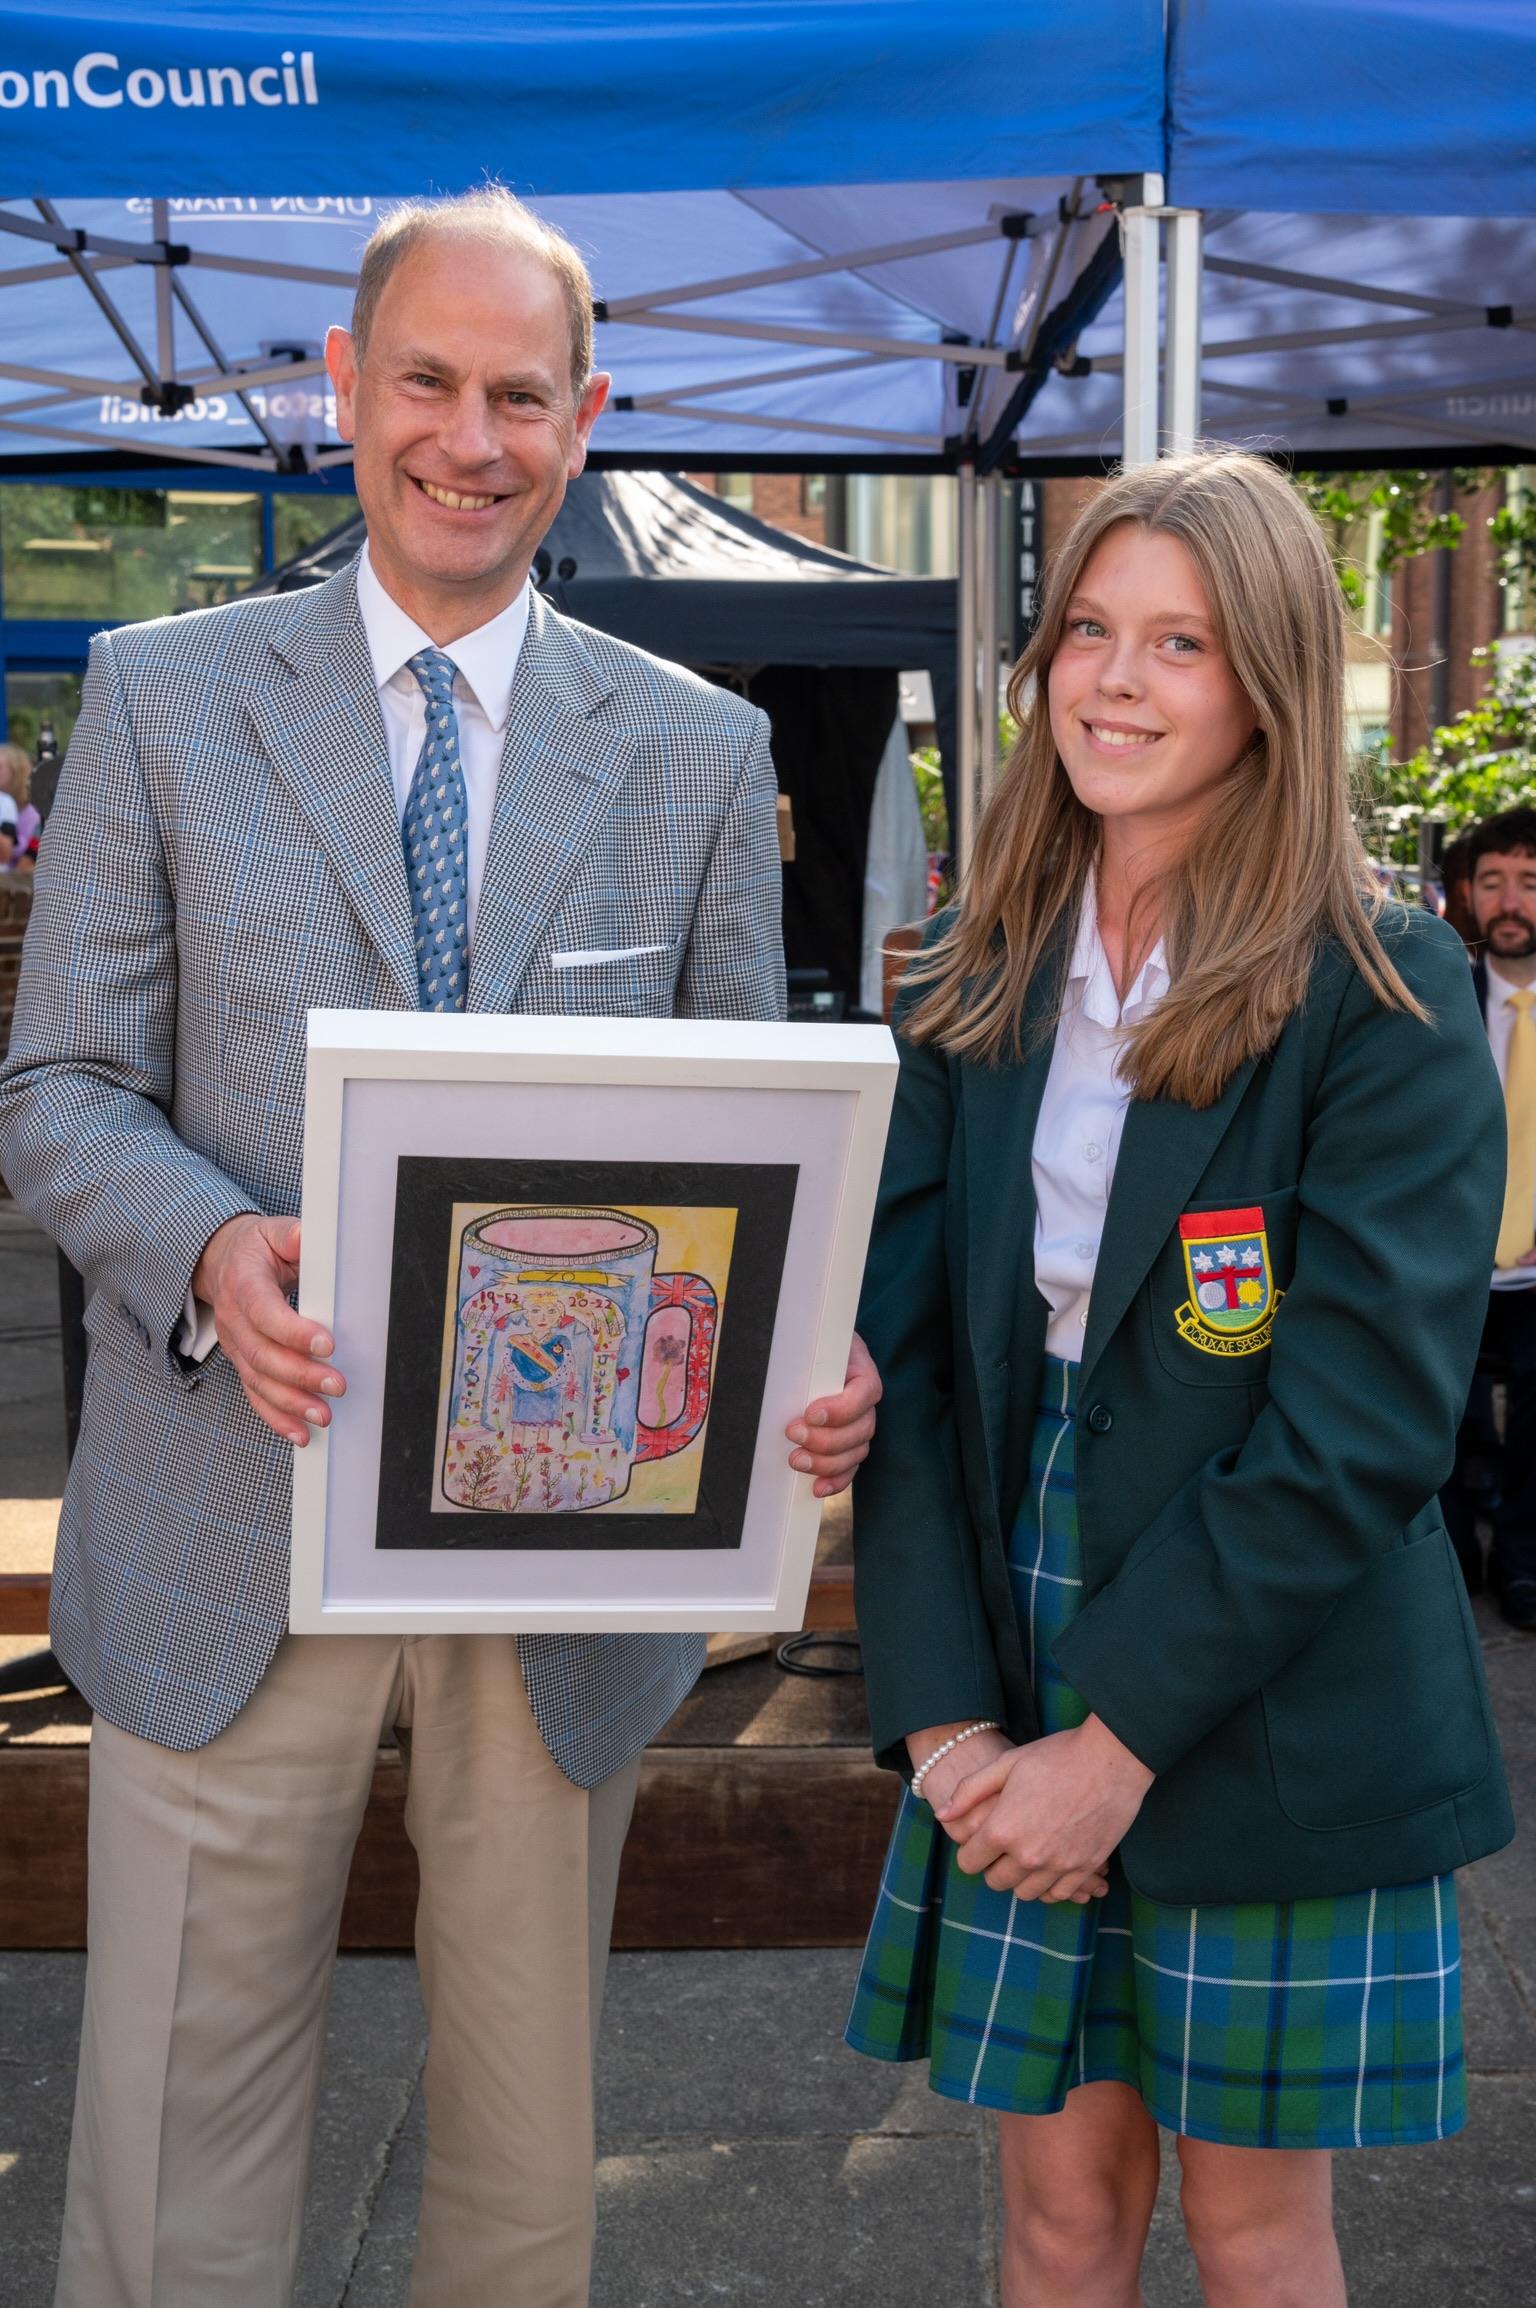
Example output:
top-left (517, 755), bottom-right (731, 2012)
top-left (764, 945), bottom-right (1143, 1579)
top-left (910, 1720), bottom-right (1000, 1802)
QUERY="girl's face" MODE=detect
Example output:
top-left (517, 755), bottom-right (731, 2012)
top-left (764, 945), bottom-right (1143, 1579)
top-left (1047, 523), bottom-right (1258, 852)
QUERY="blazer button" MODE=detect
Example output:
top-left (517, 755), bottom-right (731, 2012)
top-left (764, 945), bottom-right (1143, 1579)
top-left (1086, 1402), bottom-right (1113, 1435)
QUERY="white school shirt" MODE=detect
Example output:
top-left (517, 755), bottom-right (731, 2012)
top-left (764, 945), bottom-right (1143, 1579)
top-left (1484, 957), bottom-right (1536, 1292)
top-left (1031, 880), bottom-right (1170, 1362)
top-left (178, 552), bottom-right (531, 1357)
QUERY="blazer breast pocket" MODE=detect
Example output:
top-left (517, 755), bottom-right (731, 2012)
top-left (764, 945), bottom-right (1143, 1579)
top-left (533, 939), bottom-right (682, 1016)
top-left (1147, 1186), bottom-right (1298, 1389)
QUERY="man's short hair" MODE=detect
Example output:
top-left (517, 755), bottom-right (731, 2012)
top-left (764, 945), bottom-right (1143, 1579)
top-left (1466, 805), bottom-right (1536, 874)
top-left (350, 187), bottom-right (595, 398)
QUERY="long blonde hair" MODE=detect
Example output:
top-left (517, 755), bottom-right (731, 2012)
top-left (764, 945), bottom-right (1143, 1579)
top-left (902, 449), bottom-right (1422, 1106)
top-left (0, 743), bottom-right (29, 807)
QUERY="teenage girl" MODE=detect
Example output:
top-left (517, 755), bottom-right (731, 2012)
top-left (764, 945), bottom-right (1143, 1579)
top-left (845, 450), bottom-right (1512, 2306)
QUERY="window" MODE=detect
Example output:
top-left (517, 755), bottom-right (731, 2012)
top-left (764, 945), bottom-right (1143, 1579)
top-left (800, 475), bottom-right (827, 515)
top-left (846, 476), bottom-right (957, 575)
top-left (715, 474), bottom-right (755, 510)
top-left (0, 486), bottom-right (261, 622)
top-left (274, 492), bottom-right (362, 569)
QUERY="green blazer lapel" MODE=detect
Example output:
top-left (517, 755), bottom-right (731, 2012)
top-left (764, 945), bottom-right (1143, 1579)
top-left (960, 946), bottom-right (1063, 1511)
top-left (254, 560), bottom-right (420, 1010)
top-left (962, 1036), bottom-right (1054, 1366)
top-left (467, 595), bottom-right (638, 1014)
top-left (1079, 1054), bottom-right (1260, 1388)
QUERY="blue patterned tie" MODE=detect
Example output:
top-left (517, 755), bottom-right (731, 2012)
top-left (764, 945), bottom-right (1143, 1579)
top-left (402, 647), bottom-right (469, 1012)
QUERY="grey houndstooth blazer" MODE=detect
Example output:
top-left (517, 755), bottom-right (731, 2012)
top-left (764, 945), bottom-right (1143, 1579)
top-left (0, 560), bottom-right (786, 1781)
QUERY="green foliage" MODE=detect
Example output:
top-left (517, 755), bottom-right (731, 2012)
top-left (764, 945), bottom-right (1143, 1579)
top-left (1368, 644), bottom-right (1536, 865)
top-left (909, 709), bottom-right (1017, 870)
top-left (910, 743), bottom-right (948, 856)
top-left (1296, 469), bottom-right (1492, 612)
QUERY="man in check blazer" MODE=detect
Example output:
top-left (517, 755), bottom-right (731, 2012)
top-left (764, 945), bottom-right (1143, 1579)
top-left (0, 191), bottom-right (878, 2308)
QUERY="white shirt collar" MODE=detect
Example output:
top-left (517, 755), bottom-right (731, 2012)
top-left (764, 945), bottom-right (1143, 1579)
top-left (1486, 957), bottom-right (1536, 1006)
top-left (1068, 873), bottom-right (1170, 1030)
top-left (355, 543), bottom-right (531, 731)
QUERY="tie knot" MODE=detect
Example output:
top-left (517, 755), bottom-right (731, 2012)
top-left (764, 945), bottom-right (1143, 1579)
top-left (1509, 990), bottom-right (1536, 1018)
top-left (407, 647), bottom-right (459, 708)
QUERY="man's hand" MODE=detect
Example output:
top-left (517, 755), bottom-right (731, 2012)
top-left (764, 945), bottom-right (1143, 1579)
top-left (190, 1215), bottom-right (345, 1448)
top-left (785, 1330), bottom-right (882, 1497)
top-left (938, 1715), bottom-right (1153, 1904)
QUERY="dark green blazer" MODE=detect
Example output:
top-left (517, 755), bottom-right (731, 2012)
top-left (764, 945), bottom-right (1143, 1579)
top-left (853, 906), bottom-right (1514, 1905)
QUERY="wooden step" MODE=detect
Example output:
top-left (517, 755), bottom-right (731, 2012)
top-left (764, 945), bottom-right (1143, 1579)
top-left (0, 1572), bottom-right (51, 1635)
top-left (0, 1560), bottom-right (882, 1949)
top-left (0, 1731), bottom-right (894, 1951)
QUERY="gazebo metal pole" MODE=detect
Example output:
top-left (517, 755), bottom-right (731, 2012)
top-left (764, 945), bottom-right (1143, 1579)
top-left (151, 199), bottom-right (176, 389)
top-left (1165, 210), bottom-right (1204, 454)
top-left (956, 462), bottom-right (979, 874)
top-left (977, 471), bottom-right (1002, 807)
top-left (1121, 178), bottom-right (1163, 466)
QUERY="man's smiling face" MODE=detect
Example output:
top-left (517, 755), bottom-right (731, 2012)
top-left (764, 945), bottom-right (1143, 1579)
top-left (326, 231), bottom-right (608, 641)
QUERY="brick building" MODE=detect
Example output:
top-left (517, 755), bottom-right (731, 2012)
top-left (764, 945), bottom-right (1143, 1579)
top-left (713, 467), bottom-right (1533, 770)
top-left (1389, 475), bottom-right (1511, 756)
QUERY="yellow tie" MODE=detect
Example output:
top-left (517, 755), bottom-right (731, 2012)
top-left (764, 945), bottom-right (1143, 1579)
top-left (1497, 989), bottom-right (1536, 1270)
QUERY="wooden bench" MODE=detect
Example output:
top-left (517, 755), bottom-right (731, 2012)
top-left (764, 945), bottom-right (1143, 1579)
top-left (0, 1564), bottom-right (856, 1638)
top-left (0, 1565), bottom-right (883, 1951)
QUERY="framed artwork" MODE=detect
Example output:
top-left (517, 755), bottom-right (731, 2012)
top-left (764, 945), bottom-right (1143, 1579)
top-left (290, 1013), bottom-right (896, 1632)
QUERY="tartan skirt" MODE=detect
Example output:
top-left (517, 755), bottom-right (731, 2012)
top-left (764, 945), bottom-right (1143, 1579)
top-left (844, 1356), bottom-right (1466, 2149)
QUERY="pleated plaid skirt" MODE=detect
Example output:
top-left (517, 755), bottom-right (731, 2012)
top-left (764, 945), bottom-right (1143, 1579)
top-left (844, 1356), bottom-right (1466, 2149)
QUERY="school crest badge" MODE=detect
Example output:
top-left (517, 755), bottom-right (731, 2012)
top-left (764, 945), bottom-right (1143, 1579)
top-left (1174, 1205), bottom-right (1281, 1357)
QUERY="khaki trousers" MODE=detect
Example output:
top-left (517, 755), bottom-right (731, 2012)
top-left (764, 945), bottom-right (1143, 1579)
top-left (54, 1634), bottom-right (640, 2308)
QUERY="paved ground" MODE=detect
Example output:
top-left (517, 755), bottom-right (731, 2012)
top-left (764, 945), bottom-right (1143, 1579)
top-left (1, 1204), bottom-right (1534, 2302)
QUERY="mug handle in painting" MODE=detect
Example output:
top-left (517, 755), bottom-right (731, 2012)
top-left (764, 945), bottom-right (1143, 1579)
top-left (636, 1272), bottom-right (718, 1463)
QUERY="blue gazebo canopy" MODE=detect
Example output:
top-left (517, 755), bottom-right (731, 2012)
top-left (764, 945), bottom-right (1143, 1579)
top-left (0, 1), bottom-right (1532, 473)
top-left (3, 1), bottom-right (1164, 198)
top-left (1168, 0), bottom-right (1536, 217)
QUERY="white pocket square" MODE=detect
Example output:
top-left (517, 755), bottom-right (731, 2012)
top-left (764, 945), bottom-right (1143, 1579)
top-left (547, 942), bottom-right (677, 968)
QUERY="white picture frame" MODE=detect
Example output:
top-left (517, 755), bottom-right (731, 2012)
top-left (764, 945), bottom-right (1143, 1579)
top-left (290, 1012), bottom-right (896, 1633)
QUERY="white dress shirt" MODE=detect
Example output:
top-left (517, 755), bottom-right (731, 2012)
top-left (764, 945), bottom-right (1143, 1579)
top-left (1485, 957), bottom-right (1536, 1291)
top-left (179, 551), bottom-right (532, 1356)
top-left (355, 544), bottom-right (530, 943)
top-left (1032, 878), bottom-right (1170, 1361)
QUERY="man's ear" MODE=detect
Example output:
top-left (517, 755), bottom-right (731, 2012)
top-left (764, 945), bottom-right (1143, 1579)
top-left (568, 372), bottom-right (611, 476)
top-left (325, 325), bottom-right (359, 443)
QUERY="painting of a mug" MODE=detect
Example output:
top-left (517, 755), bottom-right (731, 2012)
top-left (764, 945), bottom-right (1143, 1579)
top-left (441, 1206), bottom-right (719, 1514)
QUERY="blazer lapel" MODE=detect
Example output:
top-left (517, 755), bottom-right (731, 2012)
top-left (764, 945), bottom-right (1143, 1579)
top-left (250, 561), bottom-right (420, 1009)
top-left (962, 1035), bottom-right (1054, 1365)
top-left (1078, 1054), bottom-right (1260, 1388)
top-left (468, 594), bottom-right (638, 1014)
top-left (960, 929), bottom-right (1071, 1353)
top-left (959, 944), bottom-right (1064, 1519)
